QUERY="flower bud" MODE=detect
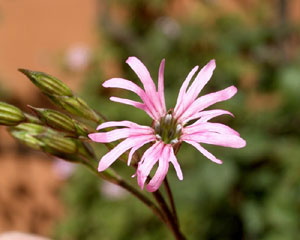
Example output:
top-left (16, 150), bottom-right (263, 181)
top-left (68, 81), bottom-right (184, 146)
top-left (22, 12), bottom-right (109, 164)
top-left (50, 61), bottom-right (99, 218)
top-left (10, 123), bottom-right (50, 150)
top-left (0, 102), bottom-right (26, 126)
top-left (12, 123), bottom-right (49, 135)
top-left (37, 134), bottom-right (93, 162)
top-left (52, 95), bottom-right (101, 123)
top-left (28, 106), bottom-right (89, 136)
top-left (18, 69), bottom-right (73, 97)
top-left (10, 123), bottom-right (93, 162)
top-left (37, 134), bottom-right (77, 155)
top-left (10, 129), bottom-right (44, 150)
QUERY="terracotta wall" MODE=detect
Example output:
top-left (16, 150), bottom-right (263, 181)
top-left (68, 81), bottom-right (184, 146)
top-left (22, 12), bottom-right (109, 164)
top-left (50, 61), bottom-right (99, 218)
top-left (0, 0), bottom-right (97, 237)
top-left (0, 0), bottom-right (97, 100)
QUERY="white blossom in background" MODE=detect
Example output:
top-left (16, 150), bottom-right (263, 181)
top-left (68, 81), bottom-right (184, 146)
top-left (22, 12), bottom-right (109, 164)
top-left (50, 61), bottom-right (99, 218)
top-left (65, 44), bottom-right (91, 71)
top-left (53, 158), bottom-right (76, 180)
top-left (155, 17), bottom-right (181, 39)
top-left (101, 181), bottom-right (128, 200)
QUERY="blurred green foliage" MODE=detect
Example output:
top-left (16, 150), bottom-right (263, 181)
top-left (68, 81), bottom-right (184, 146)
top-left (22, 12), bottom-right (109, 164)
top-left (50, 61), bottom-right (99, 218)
top-left (54, 1), bottom-right (300, 240)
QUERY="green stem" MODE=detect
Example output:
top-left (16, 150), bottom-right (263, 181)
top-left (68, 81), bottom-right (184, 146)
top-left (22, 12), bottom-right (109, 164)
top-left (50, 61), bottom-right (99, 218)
top-left (152, 190), bottom-right (186, 240)
top-left (163, 177), bottom-right (178, 224)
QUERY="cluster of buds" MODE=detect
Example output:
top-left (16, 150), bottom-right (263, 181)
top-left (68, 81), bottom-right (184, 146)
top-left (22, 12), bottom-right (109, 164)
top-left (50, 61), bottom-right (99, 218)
top-left (0, 70), bottom-right (101, 164)
top-left (19, 69), bottom-right (102, 123)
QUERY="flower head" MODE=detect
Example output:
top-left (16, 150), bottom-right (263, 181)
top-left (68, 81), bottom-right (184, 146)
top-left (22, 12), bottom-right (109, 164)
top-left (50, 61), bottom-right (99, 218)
top-left (89, 57), bottom-right (246, 192)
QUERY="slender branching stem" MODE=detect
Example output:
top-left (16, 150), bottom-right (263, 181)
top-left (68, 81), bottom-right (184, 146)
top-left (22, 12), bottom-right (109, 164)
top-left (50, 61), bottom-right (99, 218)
top-left (163, 177), bottom-right (179, 224)
top-left (152, 190), bottom-right (186, 240)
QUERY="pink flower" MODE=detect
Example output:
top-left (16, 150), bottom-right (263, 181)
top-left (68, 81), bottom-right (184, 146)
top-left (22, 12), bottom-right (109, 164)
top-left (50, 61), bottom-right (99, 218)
top-left (89, 57), bottom-right (246, 192)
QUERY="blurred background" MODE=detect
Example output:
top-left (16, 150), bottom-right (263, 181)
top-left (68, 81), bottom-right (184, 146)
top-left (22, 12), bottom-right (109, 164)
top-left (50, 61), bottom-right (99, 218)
top-left (0, 0), bottom-right (300, 239)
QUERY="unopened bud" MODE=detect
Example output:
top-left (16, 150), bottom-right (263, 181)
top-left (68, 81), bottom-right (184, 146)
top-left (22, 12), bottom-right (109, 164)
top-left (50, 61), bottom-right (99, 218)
top-left (37, 134), bottom-right (93, 162)
top-left (12, 123), bottom-right (48, 135)
top-left (10, 130), bottom-right (44, 150)
top-left (10, 123), bottom-right (52, 150)
top-left (0, 102), bottom-right (26, 126)
top-left (37, 134), bottom-right (77, 154)
top-left (52, 95), bottom-right (101, 123)
top-left (18, 69), bottom-right (73, 97)
top-left (28, 106), bottom-right (89, 136)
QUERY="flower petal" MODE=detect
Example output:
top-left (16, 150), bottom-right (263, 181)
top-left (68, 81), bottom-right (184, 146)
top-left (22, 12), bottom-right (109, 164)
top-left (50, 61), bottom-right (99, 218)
top-left (179, 86), bottom-right (237, 123)
top-left (182, 109), bottom-right (234, 124)
top-left (185, 59), bottom-right (216, 104)
top-left (183, 122), bottom-right (240, 136)
top-left (89, 128), bottom-right (153, 143)
top-left (185, 140), bottom-right (223, 164)
top-left (126, 56), bottom-right (157, 97)
top-left (110, 96), bottom-right (155, 119)
top-left (96, 120), bottom-right (146, 131)
top-left (103, 78), bottom-right (146, 99)
top-left (174, 65), bottom-right (199, 118)
top-left (127, 136), bottom-right (154, 166)
top-left (126, 57), bottom-right (165, 120)
top-left (103, 78), bottom-right (160, 120)
top-left (181, 132), bottom-right (246, 148)
top-left (169, 146), bottom-right (183, 180)
top-left (146, 145), bottom-right (170, 192)
top-left (98, 138), bottom-right (135, 171)
top-left (98, 136), bottom-right (155, 172)
top-left (158, 59), bottom-right (166, 114)
top-left (136, 141), bottom-right (164, 189)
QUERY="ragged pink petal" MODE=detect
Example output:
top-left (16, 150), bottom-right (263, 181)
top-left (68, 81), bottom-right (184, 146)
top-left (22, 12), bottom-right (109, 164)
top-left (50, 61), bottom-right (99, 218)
top-left (174, 65), bottom-right (199, 118)
top-left (126, 57), bottom-right (164, 120)
top-left (169, 146), bottom-right (183, 180)
top-left (178, 86), bottom-right (237, 123)
top-left (126, 57), bottom-right (157, 96)
top-left (96, 120), bottom-right (144, 131)
top-left (185, 140), bottom-right (223, 164)
top-left (103, 78), bottom-right (146, 99)
top-left (183, 122), bottom-right (240, 136)
top-left (179, 60), bottom-right (216, 117)
top-left (137, 142), bottom-right (164, 189)
top-left (146, 145), bottom-right (170, 192)
top-left (182, 109), bottom-right (234, 125)
top-left (89, 128), bottom-right (153, 143)
top-left (110, 96), bottom-right (156, 119)
top-left (98, 135), bottom-right (155, 172)
top-left (181, 132), bottom-right (246, 148)
top-left (158, 59), bottom-right (166, 115)
top-left (103, 78), bottom-right (160, 120)
top-left (127, 137), bottom-right (154, 166)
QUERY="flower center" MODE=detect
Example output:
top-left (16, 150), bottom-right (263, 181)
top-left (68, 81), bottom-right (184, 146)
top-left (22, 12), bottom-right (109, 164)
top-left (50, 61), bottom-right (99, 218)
top-left (154, 114), bottom-right (182, 144)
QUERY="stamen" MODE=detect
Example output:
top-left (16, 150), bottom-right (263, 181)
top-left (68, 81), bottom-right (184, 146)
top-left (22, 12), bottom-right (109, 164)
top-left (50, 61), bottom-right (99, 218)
top-left (154, 121), bottom-right (160, 133)
top-left (176, 124), bottom-right (182, 134)
top-left (170, 138), bottom-right (178, 145)
top-left (155, 134), bottom-right (162, 140)
top-left (164, 114), bottom-right (172, 125)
